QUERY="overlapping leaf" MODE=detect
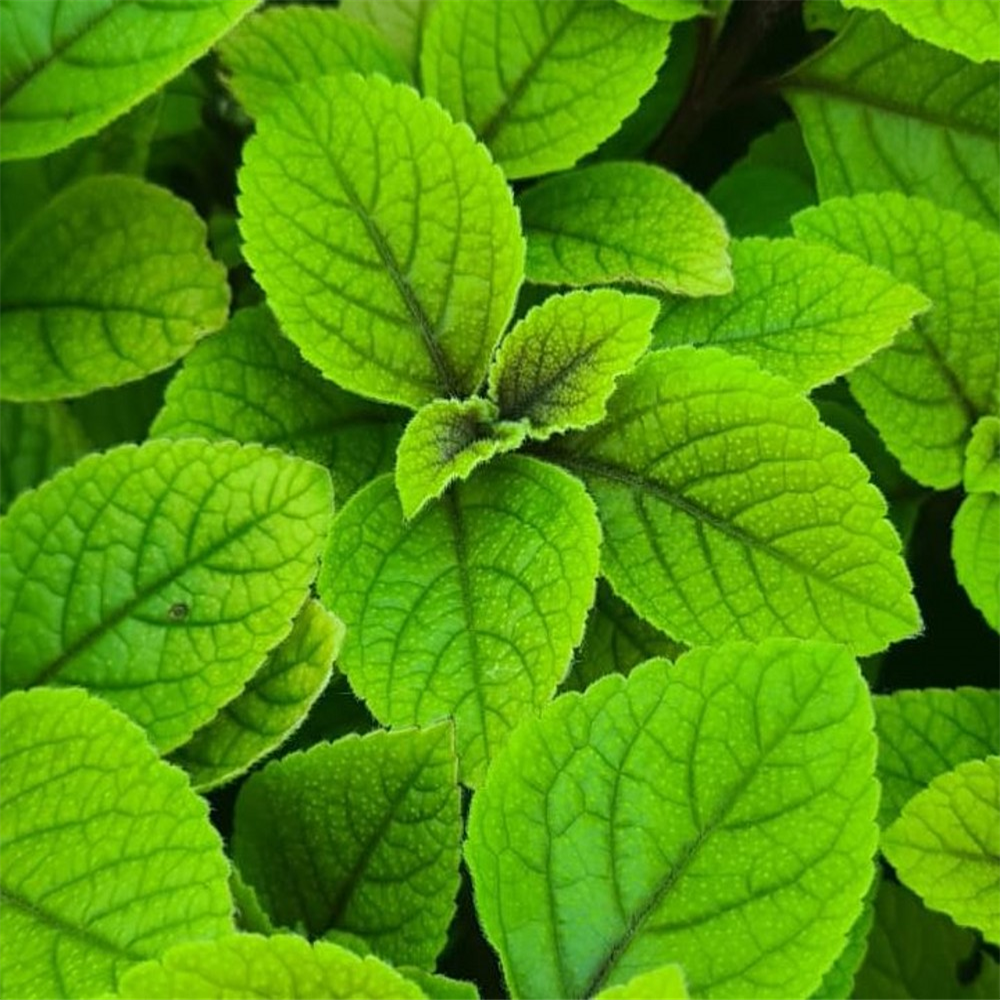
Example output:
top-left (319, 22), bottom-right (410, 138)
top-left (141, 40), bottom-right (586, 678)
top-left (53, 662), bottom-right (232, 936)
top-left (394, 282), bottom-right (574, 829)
top-left (965, 416), bottom-right (1000, 495)
top-left (340, 0), bottom-right (433, 76)
top-left (953, 494), bottom-right (1000, 632)
top-left (595, 966), bottom-right (688, 999)
top-left (811, 882), bottom-right (877, 1000)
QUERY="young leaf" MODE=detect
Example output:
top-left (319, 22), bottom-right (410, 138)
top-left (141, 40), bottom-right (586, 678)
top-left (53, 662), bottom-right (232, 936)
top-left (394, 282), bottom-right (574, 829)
top-left (841, 0), bottom-right (1000, 63)
top-left (615, 0), bottom-right (702, 22)
top-left (151, 306), bottom-right (406, 502)
top-left (170, 599), bottom-right (346, 791)
top-left (965, 416), bottom-right (1000, 495)
top-left (874, 687), bottom-right (1000, 828)
top-left (340, 0), bottom-right (434, 76)
top-left (0, 688), bottom-right (232, 1000)
top-left (233, 724), bottom-right (461, 969)
top-left (112, 935), bottom-right (427, 1000)
top-left (594, 965), bottom-right (688, 999)
top-left (318, 456), bottom-right (601, 784)
top-left (466, 640), bottom-right (879, 999)
top-left (488, 290), bottom-right (659, 438)
top-left (519, 162), bottom-right (732, 295)
top-left (883, 757), bottom-right (1000, 945)
top-left (399, 968), bottom-right (480, 1000)
top-left (395, 398), bottom-right (528, 519)
top-left (652, 237), bottom-right (929, 390)
top-left (793, 194), bottom-right (1000, 489)
top-left (0, 439), bottom-right (333, 751)
top-left (0, 0), bottom-right (256, 161)
top-left (238, 74), bottom-right (523, 409)
top-left (783, 12), bottom-right (1000, 227)
top-left (550, 347), bottom-right (919, 655)
top-left (218, 5), bottom-right (411, 119)
top-left (421, 1), bottom-right (671, 179)
top-left (0, 175), bottom-right (229, 402)
top-left (953, 493), bottom-right (1000, 631)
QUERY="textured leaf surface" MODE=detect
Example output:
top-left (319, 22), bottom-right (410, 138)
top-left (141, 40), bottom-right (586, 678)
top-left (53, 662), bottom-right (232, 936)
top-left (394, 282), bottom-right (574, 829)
top-left (466, 640), bottom-right (879, 999)
top-left (239, 74), bottom-right (523, 409)
top-left (551, 347), bottom-right (919, 654)
top-left (489, 290), bottom-right (658, 438)
top-left (151, 306), bottom-right (405, 502)
top-left (841, 0), bottom-right (1000, 63)
top-left (112, 935), bottom-right (427, 1000)
top-left (784, 12), bottom-right (1000, 226)
top-left (171, 600), bottom-right (345, 791)
top-left (883, 757), bottom-right (1000, 945)
top-left (422, 0), bottom-right (671, 179)
top-left (653, 237), bottom-right (928, 390)
top-left (965, 416), bottom-right (1000, 495)
top-left (340, 0), bottom-right (433, 75)
top-left (953, 493), bottom-right (1000, 632)
top-left (0, 175), bottom-right (229, 401)
top-left (874, 687), bottom-right (1000, 828)
top-left (0, 688), bottom-right (231, 1000)
top-left (319, 456), bottom-right (600, 784)
top-left (794, 194), bottom-right (1000, 489)
top-left (520, 163), bottom-right (731, 295)
top-left (616, 0), bottom-right (702, 21)
top-left (219, 5), bottom-right (410, 119)
top-left (395, 398), bottom-right (528, 519)
top-left (0, 439), bottom-right (332, 750)
top-left (811, 883), bottom-right (876, 1000)
top-left (0, 0), bottom-right (256, 160)
top-left (233, 725), bottom-right (461, 968)
top-left (595, 965), bottom-right (689, 999)
top-left (398, 969), bottom-right (479, 1000)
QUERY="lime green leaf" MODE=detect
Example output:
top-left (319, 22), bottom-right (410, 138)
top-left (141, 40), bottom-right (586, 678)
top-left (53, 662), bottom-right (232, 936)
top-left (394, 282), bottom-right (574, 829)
top-left (784, 12), bottom-right (999, 226)
top-left (233, 724), bottom-right (460, 968)
top-left (488, 290), bottom-right (658, 438)
top-left (794, 194), bottom-right (1000, 489)
top-left (232, 869), bottom-right (276, 935)
top-left (0, 0), bottom-right (256, 161)
top-left (171, 600), bottom-right (345, 791)
top-left (965, 416), bottom-right (1000, 495)
top-left (653, 236), bottom-right (929, 390)
top-left (875, 688), bottom-right (1000, 828)
top-left (112, 935), bottom-right (427, 1000)
top-left (841, 0), bottom-right (1000, 63)
top-left (318, 456), bottom-right (600, 784)
top-left (218, 5), bottom-right (410, 119)
top-left (520, 163), bottom-right (730, 295)
top-left (953, 493), bottom-right (1000, 631)
top-left (0, 175), bottom-right (229, 402)
top-left (883, 757), bottom-right (1000, 945)
top-left (239, 74), bottom-right (523, 409)
top-left (340, 0), bottom-right (433, 76)
top-left (395, 398), bottom-right (528, 519)
top-left (0, 439), bottom-right (333, 751)
top-left (422, 1), bottom-right (671, 179)
top-left (0, 688), bottom-right (232, 1000)
top-left (466, 640), bottom-right (879, 999)
top-left (151, 306), bottom-right (405, 502)
top-left (811, 874), bottom-right (878, 1000)
top-left (595, 965), bottom-right (689, 999)
top-left (551, 347), bottom-right (919, 654)
top-left (853, 881), bottom-right (1000, 1000)
top-left (616, 0), bottom-right (702, 22)
top-left (398, 968), bottom-right (479, 1000)
top-left (0, 401), bottom-right (91, 512)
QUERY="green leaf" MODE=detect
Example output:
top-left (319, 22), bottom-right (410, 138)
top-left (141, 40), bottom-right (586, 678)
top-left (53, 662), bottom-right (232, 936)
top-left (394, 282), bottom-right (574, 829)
top-left (883, 757), bottom-right (1000, 945)
top-left (340, 0), bottom-right (434, 77)
top-left (965, 416), bottom-right (1000, 495)
top-left (0, 0), bottom-right (256, 161)
top-left (170, 599), bottom-right (345, 791)
top-left (488, 290), bottom-right (659, 438)
top-left (112, 935), bottom-right (428, 1000)
top-left (652, 236), bottom-right (929, 390)
top-left (151, 306), bottom-right (406, 503)
top-left (218, 5), bottom-right (411, 119)
top-left (841, 0), bottom-right (1000, 63)
top-left (616, 0), bottom-right (703, 22)
top-left (953, 493), bottom-right (1000, 632)
top-left (811, 874), bottom-right (878, 1000)
top-left (0, 688), bottom-right (232, 1000)
top-left (793, 194), bottom-right (1000, 489)
top-left (550, 347), bottom-right (919, 655)
top-left (395, 398), bottom-right (528, 519)
top-left (398, 968), bottom-right (480, 1000)
top-left (466, 639), bottom-right (879, 999)
top-left (233, 724), bottom-right (461, 969)
top-left (594, 965), bottom-right (689, 999)
top-left (0, 439), bottom-right (333, 751)
top-left (520, 163), bottom-right (731, 295)
top-left (784, 11), bottom-right (1000, 227)
top-left (0, 175), bottom-right (229, 402)
top-left (68, 367), bottom-right (175, 450)
top-left (874, 687), bottom-right (1000, 828)
top-left (0, 401), bottom-right (91, 512)
top-left (318, 456), bottom-right (601, 784)
top-left (421, 1), bottom-right (671, 179)
top-left (238, 73), bottom-right (523, 409)
top-left (853, 881), bottom-right (1000, 1000)
top-left (232, 869), bottom-right (276, 936)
